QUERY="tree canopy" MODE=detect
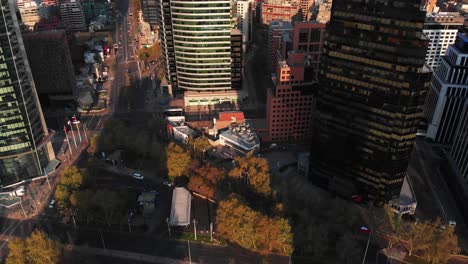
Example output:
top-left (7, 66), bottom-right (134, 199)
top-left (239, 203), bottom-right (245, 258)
top-left (166, 142), bottom-right (191, 181)
top-left (229, 155), bottom-right (271, 196)
top-left (216, 196), bottom-right (293, 255)
top-left (7, 230), bottom-right (61, 264)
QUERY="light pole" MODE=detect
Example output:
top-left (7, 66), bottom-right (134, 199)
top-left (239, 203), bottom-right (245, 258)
top-left (19, 199), bottom-right (27, 217)
top-left (72, 116), bottom-right (82, 143)
top-left (63, 126), bottom-right (73, 155)
top-left (193, 219), bottom-right (197, 241)
top-left (187, 240), bottom-right (192, 264)
top-left (83, 123), bottom-right (88, 143)
top-left (361, 229), bottom-right (372, 264)
top-left (67, 121), bottom-right (77, 148)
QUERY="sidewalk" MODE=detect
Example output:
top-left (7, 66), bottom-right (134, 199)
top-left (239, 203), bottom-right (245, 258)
top-left (65, 244), bottom-right (193, 264)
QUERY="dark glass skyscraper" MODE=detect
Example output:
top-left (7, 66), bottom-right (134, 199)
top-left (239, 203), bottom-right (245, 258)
top-left (0, 0), bottom-right (55, 185)
top-left (311, 0), bottom-right (431, 202)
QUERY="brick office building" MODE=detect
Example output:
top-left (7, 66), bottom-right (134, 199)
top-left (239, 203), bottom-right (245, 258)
top-left (265, 22), bottom-right (325, 142)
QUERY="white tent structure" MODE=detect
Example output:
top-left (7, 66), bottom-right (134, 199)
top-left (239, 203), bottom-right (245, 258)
top-left (169, 187), bottom-right (192, 226)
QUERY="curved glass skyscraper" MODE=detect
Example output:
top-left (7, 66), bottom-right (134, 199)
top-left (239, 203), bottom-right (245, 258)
top-left (171, 0), bottom-right (232, 91)
top-left (157, 0), bottom-right (244, 105)
top-left (0, 0), bottom-right (55, 186)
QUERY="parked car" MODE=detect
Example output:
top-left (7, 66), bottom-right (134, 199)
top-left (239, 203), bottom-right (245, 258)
top-left (48, 199), bottom-right (56, 209)
top-left (132, 172), bottom-right (144, 180)
top-left (163, 181), bottom-right (172, 187)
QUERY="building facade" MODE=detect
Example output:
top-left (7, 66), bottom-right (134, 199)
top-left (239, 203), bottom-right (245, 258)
top-left (268, 20), bottom-right (293, 73)
top-left (17, 0), bottom-right (41, 29)
top-left (310, 0), bottom-right (431, 202)
top-left (142, 0), bottom-right (158, 29)
top-left (235, 0), bottom-right (254, 52)
top-left (157, 0), bottom-right (245, 105)
top-left (425, 33), bottom-right (468, 145)
top-left (23, 29), bottom-right (76, 106)
top-left (451, 100), bottom-right (468, 183)
top-left (266, 22), bottom-right (325, 142)
top-left (423, 12), bottom-right (463, 70)
top-left (0, 0), bottom-right (55, 185)
top-left (60, 0), bottom-right (87, 32)
top-left (315, 0), bottom-right (332, 24)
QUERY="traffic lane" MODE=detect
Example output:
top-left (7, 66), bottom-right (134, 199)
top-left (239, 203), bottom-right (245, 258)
top-left (75, 228), bottom-right (289, 264)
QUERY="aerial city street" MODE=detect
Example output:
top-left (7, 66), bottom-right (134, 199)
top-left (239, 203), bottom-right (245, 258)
top-left (1, 0), bottom-right (468, 263)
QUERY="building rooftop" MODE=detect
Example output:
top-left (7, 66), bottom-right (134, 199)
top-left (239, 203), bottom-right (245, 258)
top-left (269, 19), bottom-right (293, 30)
top-left (425, 12), bottom-right (464, 24)
top-left (220, 121), bottom-right (260, 151)
top-left (169, 187), bottom-right (192, 226)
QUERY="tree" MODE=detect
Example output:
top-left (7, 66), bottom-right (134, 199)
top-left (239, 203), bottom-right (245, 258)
top-left (216, 196), bottom-right (293, 254)
top-left (25, 230), bottom-right (61, 264)
top-left (87, 134), bottom-right (99, 156)
top-left (188, 175), bottom-right (215, 197)
top-left (193, 136), bottom-right (212, 159)
top-left (401, 220), bottom-right (434, 257)
top-left (60, 166), bottom-right (84, 190)
top-left (7, 230), bottom-right (61, 264)
top-left (423, 224), bottom-right (459, 264)
top-left (229, 155), bottom-right (271, 196)
top-left (55, 184), bottom-right (70, 209)
top-left (6, 238), bottom-right (26, 264)
top-left (194, 163), bottom-right (225, 185)
top-left (75, 189), bottom-right (95, 225)
top-left (93, 190), bottom-right (122, 227)
top-left (166, 142), bottom-right (191, 181)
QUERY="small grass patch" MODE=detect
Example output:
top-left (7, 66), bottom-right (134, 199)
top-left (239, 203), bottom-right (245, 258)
top-left (175, 232), bottom-right (227, 245)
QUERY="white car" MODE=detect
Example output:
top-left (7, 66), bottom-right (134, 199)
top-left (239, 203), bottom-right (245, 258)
top-left (48, 199), bottom-right (56, 209)
top-left (132, 172), bottom-right (144, 180)
top-left (163, 181), bottom-right (172, 187)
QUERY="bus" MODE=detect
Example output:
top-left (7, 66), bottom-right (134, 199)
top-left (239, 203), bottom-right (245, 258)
top-left (163, 108), bottom-right (185, 122)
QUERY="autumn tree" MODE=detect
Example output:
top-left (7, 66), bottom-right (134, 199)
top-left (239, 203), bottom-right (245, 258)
top-left (216, 196), bottom-right (293, 255)
top-left (166, 142), bottom-right (191, 181)
top-left (7, 230), bottom-right (61, 264)
top-left (193, 136), bottom-right (212, 159)
top-left (188, 175), bottom-right (215, 197)
top-left (194, 163), bottom-right (225, 185)
top-left (401, 220), bottom-right (435, 257)
top-left (6, 238), bottom-right (26, 264)
top-left (423, 224), bottom-right (459, 263)
top-left (229, 155), bottom-right (271, 196)
top-left (87, 134), bottom-right (99, 156)
top-left (60, 166), bottom-right (84, 190)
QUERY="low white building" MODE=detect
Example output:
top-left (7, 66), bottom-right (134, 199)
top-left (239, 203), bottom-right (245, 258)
top-left (169, 187), bottom-right (192, 226)
top-left (219, 121), bottom-right (260, 155)
top-left (388, 175), bottom-right (417, 215)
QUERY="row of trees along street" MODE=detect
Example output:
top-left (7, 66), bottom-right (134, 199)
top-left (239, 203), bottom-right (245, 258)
top-left (54, 166), bottom-right (131, 228)
top-left (7, 230), bottom-right (61, 264)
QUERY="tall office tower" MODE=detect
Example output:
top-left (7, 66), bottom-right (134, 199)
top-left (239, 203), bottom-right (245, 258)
top-left (310, 0), bottom-right (431, 202)
top-left (425, 33), bottom-right (468, 145)
top-left (17, 0), bottom-right (41, 29)
top-left (157, 0), bottom-right (245, 105)
top-left (0, 0), bottom-right (55, 185)
top-left (451, 101), bottom-right (468, 182)
top-left (60, 0), bottom-right (87, 32)
top-left (268, 20), bottom-right (293, 73)
top-left (423, 13), bottom-right (463, 70)
top-left (266, 22), bottom-right (325, 142)
top-left (142, 0), bottom-right (158, 29)
top-left (23, 29), bottom-right (76, 106)
top-left (235, 0), bottom-right (254, 52)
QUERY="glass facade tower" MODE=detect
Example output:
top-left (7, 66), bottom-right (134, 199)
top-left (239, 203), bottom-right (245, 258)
top-left (310, 0), bottom-right (431, 202)
top-left (158, 0), bottom-right (234, 92)
top-left (0, 0), bottom-right (55, 185)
